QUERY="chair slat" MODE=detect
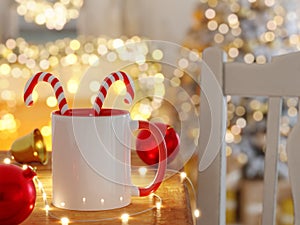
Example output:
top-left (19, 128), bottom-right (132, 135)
top-left (286, 104), bottom-right (300, 225)
top-left (224, 51), bottom-right (300, 97)
top-left (197, 47), bottom-right (226, 225)
top-left (262, 97), bottom-right (282, 225)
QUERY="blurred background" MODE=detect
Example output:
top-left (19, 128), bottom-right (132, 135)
top-left (0, 0), bottom-right (300, 224)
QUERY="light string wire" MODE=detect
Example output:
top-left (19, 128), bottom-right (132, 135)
top-left (134, 167), bottom-right (200, 221)
top-left (33, 169), bottom-right (163, 223)
top-left (2, 156), bottom-right (199, 224)
top-left (162, 168), bottom-right (200, 220)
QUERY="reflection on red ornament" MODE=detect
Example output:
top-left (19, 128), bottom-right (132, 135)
top-left (136, 122), bottom-right (180, 165)
top-left (0, 164), bottom-right (36, 225)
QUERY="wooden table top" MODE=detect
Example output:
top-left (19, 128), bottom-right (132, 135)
top-left (0, 151), bottom-right (193, 225)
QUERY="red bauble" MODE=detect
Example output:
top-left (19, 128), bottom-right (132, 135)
top-left (0, 164), bottom-right (36, 225)
top-left (136, 122), bottom-right (180, 165)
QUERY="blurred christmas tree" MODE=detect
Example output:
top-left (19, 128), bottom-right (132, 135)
top-left (184, 0), bottom-right (300, 62)
top-left (184, 0), bottom-right (300, 179)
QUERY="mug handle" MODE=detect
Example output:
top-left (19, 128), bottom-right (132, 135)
top-left (130, 120), bottom-right (167, 197)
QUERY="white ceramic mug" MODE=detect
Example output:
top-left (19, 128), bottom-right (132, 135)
top-left (51, 108), bottom-right (167, 211)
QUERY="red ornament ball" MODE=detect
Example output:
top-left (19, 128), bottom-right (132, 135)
top-left (136, 122), bottom-right (180, 165)
top-left (0, 164), bottom-right (36, 225)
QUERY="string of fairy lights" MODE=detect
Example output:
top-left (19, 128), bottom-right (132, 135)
top-left (2, 156), bottom-right (201, 224)
top-left (0, 34), bottom-right (201, 222)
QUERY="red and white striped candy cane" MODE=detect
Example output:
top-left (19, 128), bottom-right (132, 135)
top-left (93, 71), bottom-right (135, 115)
top-left (24, 72), bottom-right (69, 115)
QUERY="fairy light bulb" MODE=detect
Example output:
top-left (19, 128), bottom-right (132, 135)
top-left (3, 157), bottom-right (11, 164)
top-left (22, 164), bottom-right (28, 170)
top-left (138, 167), bottom-right (147, 176)
top-left (156, 201), bottom-right (162, 210)
top-left (180, 172), bottom-right (187, 182)
top-left (42, 192), bottom-right (47, 201)
top-left (37, 180), bottom-right (43, 190)
top-left (61, 217), bottom-right (70, 225)
top-left (121, 213), bottom-right (129, 223)
top-left (194, 209), bottom-right (201, 218)
top-left (45, 204), bottom-right (50, 216)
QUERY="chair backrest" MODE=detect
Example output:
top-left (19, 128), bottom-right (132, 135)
top-left (197, 47), bottom-right (300, 225)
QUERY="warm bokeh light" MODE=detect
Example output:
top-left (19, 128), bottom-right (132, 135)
top-left (152, 49), bottom-right (164, 60)
top-left (46, 96), bottom-right (58, 107)
top-left (112, 80), bottom-right (126, 95)
top-left (67, 79), bottom-right (79, 94)
top-left (16, 0), bottom-right (84, 30)
top-left (0, 36), bottom-right (179, 150)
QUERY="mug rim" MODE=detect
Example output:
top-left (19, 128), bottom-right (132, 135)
top-left (52, 108), bottom-right (129, 117)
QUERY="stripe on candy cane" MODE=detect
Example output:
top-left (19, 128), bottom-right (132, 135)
top-left (24, 72), bottom-right (69, 115)
top-left (93, 71), bottom-right (135, 115)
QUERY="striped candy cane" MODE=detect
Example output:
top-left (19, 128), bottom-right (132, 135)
top-left (24, 72), bottom-right (69, 115)
top-left (93, 71), bottom-right (135, 115)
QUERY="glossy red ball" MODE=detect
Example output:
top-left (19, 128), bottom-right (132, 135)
top-left (0, 164), bottom-right (36, 225)
top-left (136, 123), bottom-right (180, 165)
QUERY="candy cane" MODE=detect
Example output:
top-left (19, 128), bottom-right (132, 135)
top-left (24, 72), bottom-right (69, 115)
top-left (93, 71), bottom-right (135, 115)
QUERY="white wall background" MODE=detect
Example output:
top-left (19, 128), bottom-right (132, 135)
top-left (77, 0), bottom-right (197, 44)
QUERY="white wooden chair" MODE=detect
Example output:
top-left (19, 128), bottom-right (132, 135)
top-left (197, 47), bottom-right (300, 225)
